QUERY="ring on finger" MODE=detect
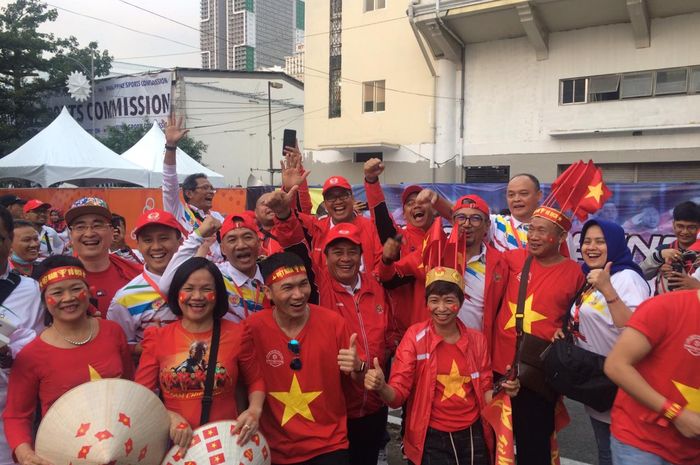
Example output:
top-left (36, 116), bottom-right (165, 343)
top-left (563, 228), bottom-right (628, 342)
top-left (242, 424), bottom-right (251, 430)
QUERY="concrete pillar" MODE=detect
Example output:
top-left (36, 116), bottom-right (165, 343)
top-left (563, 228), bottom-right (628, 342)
top-left (434, 58), bottom-right (458, 182)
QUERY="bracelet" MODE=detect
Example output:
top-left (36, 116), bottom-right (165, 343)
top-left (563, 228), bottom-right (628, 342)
top-left (354, 360), bottom-right (366, 373)
top-left (605, 295), bottom-right (620, 304)
top-left (661, 399), bottom-right (683, 421)
top-left (165, 144), bottom-right (177, 151)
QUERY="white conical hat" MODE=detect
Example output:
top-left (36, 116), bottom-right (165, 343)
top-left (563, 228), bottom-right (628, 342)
top-left (36, 379), bottom-right (170, 465)
top-left (161, 420), bottom-right (270, 465)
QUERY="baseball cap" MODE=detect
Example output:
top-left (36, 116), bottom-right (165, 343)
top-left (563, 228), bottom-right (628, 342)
top-left (401, 185), bottom-right (423, 206)
top-left (0, 194), bottom-right (27, 208)
top-left (65, 197), bottom-right (112, 225)
top-left (322, 176), bottom-right (352, 195)
top-left (452, 194), bottom-right (490, 217)
top-left (220, 213), bottom-right (260, 238)
top-left (23, 199), bottom-right (52, 213)
top-left (322, 223), bottom-right (362, 251)
top-left (133, 209), bottom-right (185, 237)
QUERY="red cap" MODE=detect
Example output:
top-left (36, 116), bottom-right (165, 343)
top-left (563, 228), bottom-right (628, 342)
top-left (401, 185), bottom-right (423, 205)
top-left (133, 209), bottom-right (185, 237)
top-left (322, 223), bottom-right (362, 251)
top-left (452, 194), bottom-right (490, 217)
top-left (220, 213), bottom-right (260, 238)
top-left (23, 199), bottom-right (51, 213)
top-left (322, 176), bottom-right (352, 194)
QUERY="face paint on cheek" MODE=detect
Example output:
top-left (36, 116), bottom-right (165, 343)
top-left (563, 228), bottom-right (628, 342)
top-left (46, 296), bottom-right (57, 306)
top-left (77, 290), bottom-right (88, 302)
top-left (450, 304), bottom-right (459, 314)
top-left (205, 291), bottom-right (216, 302)
top-left (546, 237), bottom-right (556, 244)
top-left (178, 291), bottom-right (189, 304)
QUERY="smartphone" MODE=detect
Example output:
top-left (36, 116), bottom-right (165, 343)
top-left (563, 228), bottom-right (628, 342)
top-left (282, 129), bottom-right (297, 154)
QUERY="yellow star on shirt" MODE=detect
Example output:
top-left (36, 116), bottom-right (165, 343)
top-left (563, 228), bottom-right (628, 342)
top-left (88, 365), bottom-right (102, 381)
top-left (672, 380), bottom-right (700, 413)
top-left (584, 293), bottom-right (607, 315)
top-left (436, 360), bottom-right (471, 401)
top-left (269, 374), bottom-right (322, 426)
top-left (585, 182), bottom-right (604, 204)
top-left (505, 294), bottom-right (548, 332)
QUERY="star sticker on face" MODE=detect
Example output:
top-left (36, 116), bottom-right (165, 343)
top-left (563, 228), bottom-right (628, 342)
top-left (269, 374), bottom-right (322, 426)
top-left (505, 294), bottom-right (547, 332)
top-left (436, 360), bottom-right (471, 400)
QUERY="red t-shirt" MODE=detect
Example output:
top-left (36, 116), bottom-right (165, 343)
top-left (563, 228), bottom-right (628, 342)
top-left (3, 319), bottom-right (134, 450)
top-left (135, 320), bottom-right (264, 429)
top-left (244, 305), bottom-right (350, 464)
top-left (87, 255), bottom-right (141, 318)
top-left (492, 249), bottom-right (585, 373)
top-left (611, 290), bottom-right (700, 465)
top-left (429, 341), bottom-right (480, 432)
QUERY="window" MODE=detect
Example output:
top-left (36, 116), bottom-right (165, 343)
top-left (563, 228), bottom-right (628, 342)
top-left (363, 80), bottom-right (385, 112)
top-left (689, 67), bottom-right (700, 94)
top-left (354, 152), bottom-right (383, 163)
top-left (620, 72), bottom-right (653, 99)
top-left (365, 0), bottom-right (385, 12)
top-left (655, 68), bottom-right (688, 95)
top-left (561, 78), bottom-right (587, 104)
top-left (465, 166), bottom-right (510, 183)
top-left (588, 75), bottom-right (620, 102)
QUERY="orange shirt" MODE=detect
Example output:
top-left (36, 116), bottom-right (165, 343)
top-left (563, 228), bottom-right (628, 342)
top-left (135, 319), bottom-right (264, 429)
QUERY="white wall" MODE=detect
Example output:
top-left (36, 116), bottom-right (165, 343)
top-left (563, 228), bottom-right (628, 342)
top-left (463, 13), bottom-right (700, 159)
top-left (180, 74), bottom-right (304, 186)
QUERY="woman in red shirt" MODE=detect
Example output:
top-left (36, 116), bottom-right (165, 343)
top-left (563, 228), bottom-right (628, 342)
top-left (364, 267), bottom-right (520, 465)
top-left (135, 257), bottom-right (265, 448)
top-left (3, 256), bottom-right (135, 465)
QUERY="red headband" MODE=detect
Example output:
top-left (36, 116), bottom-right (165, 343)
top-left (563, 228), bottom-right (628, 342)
top-left (264, 265), bottom-right (307, 286)
top-left (39, 266), bottom-right (88, 291)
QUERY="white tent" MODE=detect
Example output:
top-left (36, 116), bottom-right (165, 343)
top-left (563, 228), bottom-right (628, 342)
top-left (122, 122), bottom-right (226, 188)
top-left (0, 107), bottom-right (149, 187)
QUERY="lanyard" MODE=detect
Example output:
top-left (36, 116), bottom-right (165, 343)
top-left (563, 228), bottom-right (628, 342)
top-left (571, 286), bottom-right (595, 342)
top-left (142, 271), bottom-right (169, 304)
top-left (231, 279), bottom-right (261, 319)
top-left (509, 218), bottom-right (525, 250)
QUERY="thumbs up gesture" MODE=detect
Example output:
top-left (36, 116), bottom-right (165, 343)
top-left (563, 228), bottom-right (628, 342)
top-left (586, 261), bottom-right (614, 295)
top-left (337, 333), bottom-right (362, 374)
top-left (364, 357), bottom-right (386, 391)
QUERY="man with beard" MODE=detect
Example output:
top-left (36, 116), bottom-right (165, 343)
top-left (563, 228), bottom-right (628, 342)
top-left (64, 197), bottom-right (141, 317)
top-left (160, 214), bottom-right (266, 323)
top-left (491, 206), bottom-right (585, 465)
top-left (162, 114), bottom-right (225, 262)
top-left (23, 200), bottom-right (64, 260)
top-left (108, 210), bottom-right (184, 354)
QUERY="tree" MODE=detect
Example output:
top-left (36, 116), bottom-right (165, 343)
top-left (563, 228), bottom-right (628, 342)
top-left (0, 0), bottom-right (112, 157)
top-left (99, 124), bottom-right (207, 164)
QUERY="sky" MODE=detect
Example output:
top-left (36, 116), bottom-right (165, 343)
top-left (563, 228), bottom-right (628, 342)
top-left (3, 0), bottom-right (202, 75)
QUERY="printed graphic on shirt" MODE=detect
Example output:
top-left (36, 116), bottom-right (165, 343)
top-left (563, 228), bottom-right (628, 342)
top-left (436, 360), bottom-right (471, 400)
top-left (505, 294), bottom-right (547, 332)
top-left (672, 381), bottom-right (700, 412)
top-left (582, 292), bottom-right (607, 315)
top-left (684, 335), bottom-right (700, 356)
top-left (159, 340), bottom-right (230, 398)
top-left (269, 374), bottom-right (322, 426)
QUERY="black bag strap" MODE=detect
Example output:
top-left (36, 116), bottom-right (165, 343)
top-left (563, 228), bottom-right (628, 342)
top-left (515, 256), bottom-right (533, 337)
top-left (560, 282), bottom-right (591, 339)
top-left (0, 271), bottom-right (21, 306)
top-left (200, 318), bottom-right (221, 425)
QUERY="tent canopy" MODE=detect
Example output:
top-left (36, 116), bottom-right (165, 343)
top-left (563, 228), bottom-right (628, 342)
top-left (121, 122), bottom-right (226, 188)
top-left (0, 107), bottom-right (149, 187)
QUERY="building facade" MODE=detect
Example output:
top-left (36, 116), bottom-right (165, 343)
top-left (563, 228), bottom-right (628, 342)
top-left (304, 0), bottom-right (700, 184)
top-left (200, 0), bottom-right (305, 71)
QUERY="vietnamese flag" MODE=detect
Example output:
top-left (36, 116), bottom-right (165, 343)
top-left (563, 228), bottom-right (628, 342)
top-left (421, 218), bottom-right (446, 270)
top-left (443, 225), bottom-right (466, 276)
top-left (575, 166), bottom-right (612, 221)
top-left (550, 160), bottom-right (598, 216)
top-left (481, 391), bottom-right (515, 465)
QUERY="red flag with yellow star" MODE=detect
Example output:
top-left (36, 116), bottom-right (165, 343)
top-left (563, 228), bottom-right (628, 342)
top-left (481, 391), bottom-right (515, 465)
top-left (443, 225), bottom-right (466, 276)
top-left (575, 166), bottom-right (612, 221)
top-left (422, 219), bottom-right (447, 270)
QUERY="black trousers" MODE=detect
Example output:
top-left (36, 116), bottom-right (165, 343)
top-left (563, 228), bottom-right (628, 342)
top-left (409, 420), bottom-right (488, 465)
top-left (347, 407), bottom-right (389, 465)
top-left (273, 449), bottom-right (349, 465)
top-left (511, 385), bottom-right (555, 465)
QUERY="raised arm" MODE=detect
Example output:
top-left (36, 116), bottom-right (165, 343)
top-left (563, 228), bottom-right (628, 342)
top-left (162, 114), bottom-right (189, 218)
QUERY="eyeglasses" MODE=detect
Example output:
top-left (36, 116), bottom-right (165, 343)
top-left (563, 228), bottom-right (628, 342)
top-left (71, 222), bottom-right (110, 233)
top-left (453, 214), bottom-right (484, 226)
top-left (324, 192), bottom-right (351, 203)
top-left (194, 185), bottom-right (216, 192)
top-left (288, 339), bottom-right (302, 370)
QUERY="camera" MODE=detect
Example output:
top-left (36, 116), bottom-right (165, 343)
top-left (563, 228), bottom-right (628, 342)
top-left (668, 250), bottom-right (698, 290)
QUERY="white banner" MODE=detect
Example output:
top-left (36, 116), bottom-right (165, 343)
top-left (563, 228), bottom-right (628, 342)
top-left (47, 70), bottom-right (173, 136)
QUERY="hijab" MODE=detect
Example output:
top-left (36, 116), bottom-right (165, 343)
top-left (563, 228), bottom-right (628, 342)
top-left (580, 218), bottom-right (644, 279)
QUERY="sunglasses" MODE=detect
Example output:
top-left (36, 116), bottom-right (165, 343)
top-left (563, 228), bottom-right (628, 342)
top-left (288, 339), bottom-right (302, 371)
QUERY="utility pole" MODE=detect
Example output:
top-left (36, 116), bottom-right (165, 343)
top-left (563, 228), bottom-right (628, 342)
top-left (267, 81), bottom-right (283, 186)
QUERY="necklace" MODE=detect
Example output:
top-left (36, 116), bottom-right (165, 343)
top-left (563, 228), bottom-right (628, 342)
top-left (53, 320), bottom-right (94, 346)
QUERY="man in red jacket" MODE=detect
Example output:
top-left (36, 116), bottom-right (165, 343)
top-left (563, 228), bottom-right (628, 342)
top-left (65, 197), bottom-right (141, 318)
top-left (492, 206), bottom-right (585, 465)
top-left (244, 252), bottom-right (362, 465)
top-left (269, 175), bottom-right (383, 274)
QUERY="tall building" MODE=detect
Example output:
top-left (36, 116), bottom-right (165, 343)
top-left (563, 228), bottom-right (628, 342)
top-left (200, 0), bottom-right (305, 71)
